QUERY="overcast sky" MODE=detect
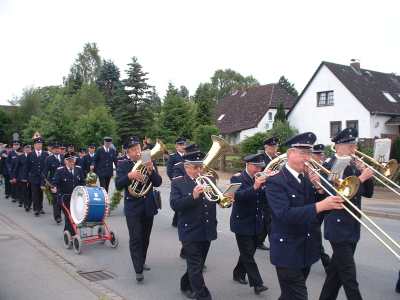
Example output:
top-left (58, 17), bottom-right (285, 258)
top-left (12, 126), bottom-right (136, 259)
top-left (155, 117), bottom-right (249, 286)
top-left (0, 0), bottom-right (399, 105)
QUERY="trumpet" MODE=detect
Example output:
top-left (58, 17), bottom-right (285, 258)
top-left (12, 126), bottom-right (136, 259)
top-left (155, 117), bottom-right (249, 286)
top-left (195, 175), bottom-right (233, 208)
top-left (305, 159), bottom-right (400, 261)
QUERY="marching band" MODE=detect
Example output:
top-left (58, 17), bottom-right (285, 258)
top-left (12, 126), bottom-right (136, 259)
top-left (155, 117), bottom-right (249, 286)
top-left (3, 126), bottom-right (400, 300)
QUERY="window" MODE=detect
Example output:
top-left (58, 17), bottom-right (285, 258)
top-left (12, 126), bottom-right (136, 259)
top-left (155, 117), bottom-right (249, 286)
top-left (268, 112), bottom-right (273, 121)
top-left (317, 91), bottom-right (334, 106)
top-left (382, 91), bottom-right (397, 103)
top-left (265, 123), bottom-right (270, 130)
top-left (346, 120), bottom-right (358, 130)
top-left (330, 121), bottom-right (342, 137)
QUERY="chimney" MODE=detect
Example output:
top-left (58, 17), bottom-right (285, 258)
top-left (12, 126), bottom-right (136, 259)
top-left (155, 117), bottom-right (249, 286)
top-left (350, 58), bottom-right (361, 73)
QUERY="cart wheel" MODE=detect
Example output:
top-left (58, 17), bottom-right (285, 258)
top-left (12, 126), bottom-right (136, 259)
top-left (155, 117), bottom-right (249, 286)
top-left (109, 231), bottom-right (119, 248)
top-left (63, 231), bottom-right (72, 249)
top-left (97, 226), bottom-right (106, 244)
top-left (72, 236), bottom-right (82, 254)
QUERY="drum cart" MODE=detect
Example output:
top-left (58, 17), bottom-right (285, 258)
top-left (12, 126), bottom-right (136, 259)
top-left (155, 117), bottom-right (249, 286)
top-left (61, 186), bottom-right (119, 254)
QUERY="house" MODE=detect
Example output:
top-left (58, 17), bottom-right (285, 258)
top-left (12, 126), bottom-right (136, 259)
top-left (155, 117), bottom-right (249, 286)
top-left (288, 60), bottom-right (400, 144)
top-left (215, 84), bottom-right (296, 144)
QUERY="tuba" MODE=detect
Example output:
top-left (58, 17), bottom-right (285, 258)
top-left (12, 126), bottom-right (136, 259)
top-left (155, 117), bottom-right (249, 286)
top-left (128, 139), bottom-right (167, 197)
top-left (203, 135), bottom-right (231, 179)
top-left (265, 153), bottom-right (287, 172)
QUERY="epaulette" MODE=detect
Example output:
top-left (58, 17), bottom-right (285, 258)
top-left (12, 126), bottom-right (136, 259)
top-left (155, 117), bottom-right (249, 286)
top-left (57, 166), bottom-right (64, 169)
top-left (233, 172), bottom-right (241, 177)
top-left (324, 157), bottom-right (331, 164)
top-left (75, 165), bottom-right (81, 168)
top-left (170, 153), bottom-right (176, 156)
top-left (172, 175), bottom-right (183, 180)
top-left (174, 161), bottom-right (183, 166)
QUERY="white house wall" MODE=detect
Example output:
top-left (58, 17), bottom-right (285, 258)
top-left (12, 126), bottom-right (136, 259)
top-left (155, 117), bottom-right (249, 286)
top-left (370, 114), bottom-right (398, 137)
top-left (239, 109), bottom-right (278, 142)
top-left (288, 65), bottom-right (371, 144)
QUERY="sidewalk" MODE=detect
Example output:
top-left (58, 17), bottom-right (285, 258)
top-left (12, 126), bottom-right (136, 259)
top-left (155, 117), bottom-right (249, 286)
top-left (0, 210), bottom-right (106, 300)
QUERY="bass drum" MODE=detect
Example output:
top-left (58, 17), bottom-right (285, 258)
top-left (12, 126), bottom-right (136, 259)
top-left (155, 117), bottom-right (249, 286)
top-left (70, 186), bottom-right (110, 225)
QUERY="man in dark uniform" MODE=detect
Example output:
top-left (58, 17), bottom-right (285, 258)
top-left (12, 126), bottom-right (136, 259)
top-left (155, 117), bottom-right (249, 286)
top-left (67, 143), bottom-right (75, 153)
top-left (27, 137), bottom-right (49, 216)
top-left (82, 143), bottom-right (96, 177)
top-left (43, 142), bottom-right (64, 223)
top-left (319, 128), bottom-right (374, 300)
top-left (8, 140), bottom-right (20, 202)
top-left (265, 132), bottom-right (344, 300)
top-left (230, 153), bottom-right (269, 295)
top-left (1, 144), bottom-right (11, 198)
top-left (167, 137), bottom-right (187, 227)
top-left (0, 142), bottom-right (6, 186)
top-left (10, 143), bottom-right (23, 205)
top-left (115, 137), bottom-right (162, 283)
top-left (311, 144), bottom-right (331, 271)
top-left (13, 144), bottom-right (32, 210)
top-left (75, 147), bottom-right (86, 168)
top-left (93, 137), bottom-right (117, 192)
top-left (258, 137), bottom-right (278, 250)
top-left (170, 151), bottom-right (230, 300)
top-left (52, 152), bottom-right (85, 236)
top-left (60, 143), bottom-right (67, 156)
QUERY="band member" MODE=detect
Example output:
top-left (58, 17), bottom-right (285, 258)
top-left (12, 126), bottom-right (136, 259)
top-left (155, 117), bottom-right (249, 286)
top-left (10, 144), bottom-right (23, 205)
top-left (27, 137), bottom-right (48, 216)
top-left (52, 152), bottom-right (85, 236)
top-left (8, 140), bottom-right (20, 202)
top-left (319, 128), bottom-right (374, 300)
top-left (230, 153), bottom-right (269, 294)
top-left (82, 143), bottom-right (96, 177)
top-left (167, 137), bottom-right (187, 227)
top-left (143, 137), bottom-right (155, 150)
top-left (44, 142), bottom-right (64, 223)
top-left (0, 142), bottom-right (5, 186)
top-left (115, 137), bottom-right (162, 283)
top-left (258, 137), bottom-right (278, 250)
top-left (14, 144), bottom-right (32, 211)
top-left (1, 144), bottom-right (11, 198)
top-left (93, 137), bottom-right (117, 192)
top-left (170, 151), bottom-right (228, 300)
top-left (67, 143), bottom-right (75, 153)
top-left (75, 148), bottom-right (86, 168)
top-left (311, 144), bottom-right (331, 271)
top-left (265, 132), bottom-right (344, 300)
top-left (59, 143), bottom-right (67, 155)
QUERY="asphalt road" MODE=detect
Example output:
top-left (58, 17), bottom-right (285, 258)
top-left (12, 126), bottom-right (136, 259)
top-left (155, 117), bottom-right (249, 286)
top-left (1, 168), bottom-right (400, 300)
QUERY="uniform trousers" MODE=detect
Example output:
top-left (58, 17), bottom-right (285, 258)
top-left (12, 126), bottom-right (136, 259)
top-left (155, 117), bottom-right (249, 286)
top-left (126, 215), bottom-right (154, 274)
top-left (233, 234), bottom-right (263, 287)
top-left (319, 242), bottom-right (362, 300)
top-left (276, 266), bottom-right (311, 300)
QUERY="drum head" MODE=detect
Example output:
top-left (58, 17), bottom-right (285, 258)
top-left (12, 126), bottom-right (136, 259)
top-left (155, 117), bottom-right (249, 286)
top-left (70, 186), bottom-right (87, 224)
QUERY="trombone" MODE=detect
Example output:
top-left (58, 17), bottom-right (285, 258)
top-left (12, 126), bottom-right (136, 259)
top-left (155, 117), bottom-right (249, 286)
top-left (331, 145), bottom-right (400, 198)
top-left (305, 159), bottom-right (400, 261)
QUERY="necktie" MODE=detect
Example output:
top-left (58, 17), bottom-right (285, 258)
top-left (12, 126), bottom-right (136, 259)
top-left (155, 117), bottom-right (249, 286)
top-left (298, 173), bottom-right (304, 182)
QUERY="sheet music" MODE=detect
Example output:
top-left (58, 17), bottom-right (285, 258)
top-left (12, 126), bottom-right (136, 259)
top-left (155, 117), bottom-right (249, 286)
top-left (374, 138), bottom-right (391, 163)
top-left (329, 156), bottom-right (352, 181)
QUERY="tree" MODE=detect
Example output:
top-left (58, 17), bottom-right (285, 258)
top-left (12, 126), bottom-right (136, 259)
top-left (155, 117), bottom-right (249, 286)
top-left (273, 102), bottom-right (286, 124)
top-left (66, 84), bottom-right (106, 118)
top-left (193, 83), bottom-right (216, 126)
top-left (178, 85), bottom-right (189, 99)
top-left (278, 76), bottom-right (298, 97)
top-left (115, 57), bottom-right (153, 141)
top-left (96, 59), bottom-right (121, 109)
top-left (159, 83), bottom-right (194, 143)
top-left (0, 108), bottom-right (12, 141)
top-left (75, 106), bottom-right (118, 146)
top-left (211, 69), bottom-right (259, 101)
top-left (193, 125), bottom-right (219, 152)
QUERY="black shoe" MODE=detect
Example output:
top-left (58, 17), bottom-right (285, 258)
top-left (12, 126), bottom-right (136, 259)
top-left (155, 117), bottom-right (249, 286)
top-left (34, 211), bottom-right (40, 217)
top-left (254, 285), bottom-right (268, 295)
top-left (181, 290), bottom-right (196, 299)
top-left (12, 199), bottom-right (17, 203)
top-left (136, 273), bottom-right (144, 282)
top-left (56, 217), bottom-right (62, 224)
top-left (143, 264), bottom-right (151, 271)
top-left (257, 243), bottom-right (269, 251)
top-left (5, 195), bottom-right (9, 199)
top-left (25, 207), bottom-right (30, 212)
top-left (233, 275), bottom-right (248, 285)
top-left (40, 210), bottom-right (45, 214)
top-left (18, 203), bottom-right (23, 207)
top-left (396, 272), bottom-right (400, 293)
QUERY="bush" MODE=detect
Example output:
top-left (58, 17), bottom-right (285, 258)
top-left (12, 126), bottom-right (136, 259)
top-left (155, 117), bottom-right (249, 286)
top-left (240, 120), bottom-right (298, 156)
top-left (391, 138), bottom-right (400, 161)
top-left (193, 125), bottom-right (219, 152)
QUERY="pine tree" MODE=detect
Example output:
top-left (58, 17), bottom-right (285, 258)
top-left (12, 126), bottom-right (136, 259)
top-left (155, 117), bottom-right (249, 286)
top-left (273, 102), bottom-right (286, 124)
top-left (278, 76), bottom-right (298, 97)
top-left (96, 59), bottom-right (121, 109)
top-left (114, 57), bottom-right (153, 141)
top-left (193, 83), bottom-right (216, 126)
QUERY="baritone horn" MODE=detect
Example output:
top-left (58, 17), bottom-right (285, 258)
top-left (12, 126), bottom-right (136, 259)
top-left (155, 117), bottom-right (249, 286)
top-left (128, 139), bottom-right (167, 197)
top-left (203, 135), bottom-right (231, 179)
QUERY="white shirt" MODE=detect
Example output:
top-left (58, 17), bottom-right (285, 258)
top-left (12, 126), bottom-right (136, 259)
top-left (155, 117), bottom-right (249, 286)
top-left (285, 163), bottom-right (303, 183)
top-left (103, 146), bottom-right (110, 153)
top-left (36, 151), bottom-right (41, 157)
